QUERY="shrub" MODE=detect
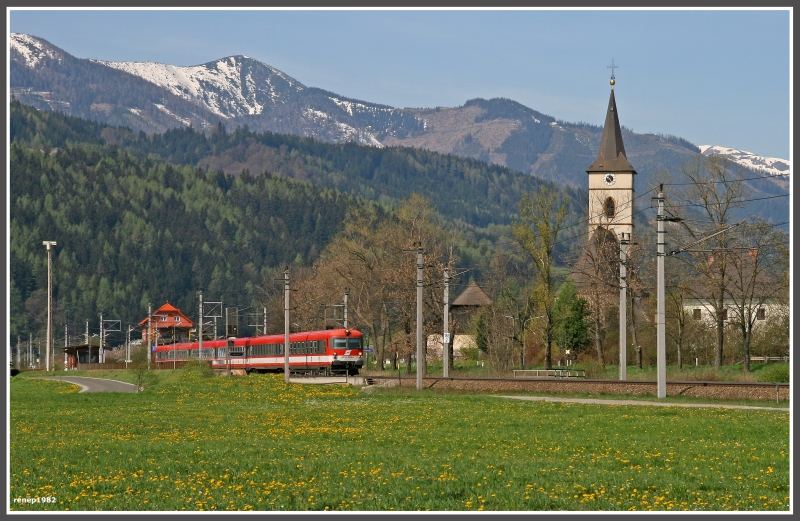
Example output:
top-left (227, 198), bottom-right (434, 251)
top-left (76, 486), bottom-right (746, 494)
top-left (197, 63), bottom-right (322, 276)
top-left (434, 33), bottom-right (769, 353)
top-left (754, 363), bottom-right (789, 383)
top-left (181, 360), bottom-right (214, 378)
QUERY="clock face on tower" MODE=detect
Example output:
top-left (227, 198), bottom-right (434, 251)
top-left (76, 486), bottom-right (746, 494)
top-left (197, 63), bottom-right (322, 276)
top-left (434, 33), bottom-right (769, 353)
top-left (604, 173), bottom-right (616, 186)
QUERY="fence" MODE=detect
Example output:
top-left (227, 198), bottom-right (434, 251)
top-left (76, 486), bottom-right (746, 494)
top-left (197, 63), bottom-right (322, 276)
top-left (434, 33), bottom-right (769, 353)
top-left (748, 356), bottom-right (789, 363)
top-left (512, 368), bottom-right (587, 379)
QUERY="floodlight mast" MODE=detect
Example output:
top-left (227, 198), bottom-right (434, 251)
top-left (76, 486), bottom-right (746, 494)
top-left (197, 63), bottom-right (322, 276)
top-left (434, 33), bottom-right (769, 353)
top-left (42, 241), bottom-right (57, 372)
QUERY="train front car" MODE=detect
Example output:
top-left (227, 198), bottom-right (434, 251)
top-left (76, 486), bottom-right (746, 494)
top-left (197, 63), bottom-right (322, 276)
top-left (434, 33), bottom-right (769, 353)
top-left (328, 328), bottom-right (364, 375)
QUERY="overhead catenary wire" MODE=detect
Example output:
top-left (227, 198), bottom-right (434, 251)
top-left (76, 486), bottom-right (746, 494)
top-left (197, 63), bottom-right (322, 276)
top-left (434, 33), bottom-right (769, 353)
top-left (554, 185), bottom-right (659, 235)
top-left (660, 172), bottom-right (789, 186)
top-left (662, 193), bottom-right (788, 209)
top-left (550, 204), bottom-right (656, 252)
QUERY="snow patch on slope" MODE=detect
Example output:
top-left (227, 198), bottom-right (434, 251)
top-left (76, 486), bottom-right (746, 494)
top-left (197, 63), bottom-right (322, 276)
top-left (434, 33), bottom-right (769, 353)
top-left (10, 33), bottom-right (60, 67)
top-left (699, 145), bottom-right (790, 177)
top-left (304, 108), bottom-right (330, 120)
top-left (97, 56), bottom-right (302, 119)
top-left (329, 96), bottom-right (397, 117)
top-left (154, 103), bottom-right (192, 126)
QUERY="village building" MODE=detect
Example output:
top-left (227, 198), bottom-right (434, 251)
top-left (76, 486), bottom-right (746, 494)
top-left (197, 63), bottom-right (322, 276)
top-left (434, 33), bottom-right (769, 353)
top-left (682, 298), bottom-right (788, 330)
top-left (62, 335), bottom-right (101, 370)
top-left (427, 280), bottom-right (492, 361)
top-left (139, 302), bottom-right (194, 348)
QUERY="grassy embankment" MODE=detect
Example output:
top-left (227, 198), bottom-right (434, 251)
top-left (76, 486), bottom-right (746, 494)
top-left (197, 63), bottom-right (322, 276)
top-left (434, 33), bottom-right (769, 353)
top-left (9, 368), bottom-right (789, 511)
top-left (369, 360), bottom-right (790, 383)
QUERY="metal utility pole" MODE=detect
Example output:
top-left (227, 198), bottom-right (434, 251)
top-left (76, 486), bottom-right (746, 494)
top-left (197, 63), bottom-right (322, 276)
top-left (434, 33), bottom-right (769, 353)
top-left (619, 232), bottom-right (630, 381)
top-left (213, 316), bottom-right (218, 341)
top-left (443, 267), bottom-right (450, 378)
top-left (416, 246), bottom-right (424, 390)
top-left (263, 307), bottom-right (267, 336)
top-left (42, 240), bottom-right (57, 371)
top-left (99, 313), bottom-right (104, 365)
top-left (16, 336), bottom-right (21, 370)
top-left (125, 324), bottom-right (131, 369)
top-left (203, 300), bottom-right (222, 340)
top-left (656, 186), bottom-right (667, 398)
top-left (343, 288), bottom-right (349, 329)
top-left (85, 320), bottom-right (89, 364)
top-left (64, 324), bottom-right (68, 371)
top-left (284, 267), bottom-right (291, 383)
top-left (28, 333), bottom-right (33, 369)
top-left (102, 319), bottom-right (121, 364)
top-left (147, 303), bottom-right (152, 371)
top-left (198, 291), bottom-right (203, 359)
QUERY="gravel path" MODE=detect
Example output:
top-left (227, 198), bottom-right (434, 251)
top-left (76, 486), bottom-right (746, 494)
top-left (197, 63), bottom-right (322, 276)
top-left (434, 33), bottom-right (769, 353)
top-left (497, 395), bottom-right (789, 411)
top-left (39, 376), bottom-right (140, 393)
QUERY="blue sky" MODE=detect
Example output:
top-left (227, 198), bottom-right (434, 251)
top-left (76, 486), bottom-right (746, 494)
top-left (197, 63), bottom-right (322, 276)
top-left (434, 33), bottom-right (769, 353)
top-left (9, 8), bottom-right (791, 158)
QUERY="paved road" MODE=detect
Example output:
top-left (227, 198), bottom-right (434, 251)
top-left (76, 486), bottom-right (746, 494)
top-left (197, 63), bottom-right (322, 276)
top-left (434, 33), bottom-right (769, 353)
top-left (497, 395), bottom-right (789, 412)
top-left (41, 376), bottom-right (140, 393)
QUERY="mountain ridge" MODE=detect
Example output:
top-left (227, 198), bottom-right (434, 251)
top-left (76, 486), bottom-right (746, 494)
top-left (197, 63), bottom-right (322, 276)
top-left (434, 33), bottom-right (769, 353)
top-left (698, 144), bottom-right (790, 179)
top-left (9, 32), bottom-right (789, 222)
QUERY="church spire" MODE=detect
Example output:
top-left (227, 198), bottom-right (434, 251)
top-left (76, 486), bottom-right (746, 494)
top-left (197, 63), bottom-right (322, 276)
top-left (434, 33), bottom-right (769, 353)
top-left (586, 73), bottom-right (636, 174)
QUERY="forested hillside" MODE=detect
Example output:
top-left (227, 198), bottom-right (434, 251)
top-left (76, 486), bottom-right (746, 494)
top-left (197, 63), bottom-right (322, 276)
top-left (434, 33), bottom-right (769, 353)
top-left (11, 101), bottom-right (584, 229)
top-left (10, 102), bottom-right (584, 345)
top-left (10, 139), bottom-right (360, 341)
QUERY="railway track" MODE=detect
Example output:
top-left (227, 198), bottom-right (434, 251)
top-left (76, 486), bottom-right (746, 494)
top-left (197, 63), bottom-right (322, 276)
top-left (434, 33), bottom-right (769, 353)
top-left (365, 375), bottom-right (790, 402)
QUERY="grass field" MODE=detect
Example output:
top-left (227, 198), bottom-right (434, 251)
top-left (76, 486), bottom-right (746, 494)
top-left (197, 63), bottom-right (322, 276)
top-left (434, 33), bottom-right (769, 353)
top-left (374, 360), bottom-right (791, 383)
top-left (9, 368), bottom-right (790, 511)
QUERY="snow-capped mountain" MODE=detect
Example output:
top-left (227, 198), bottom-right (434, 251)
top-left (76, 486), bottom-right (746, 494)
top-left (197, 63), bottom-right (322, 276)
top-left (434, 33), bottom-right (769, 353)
top-left (94, 54), bottom-right (422, 146)
top-left (7, 32), bottom-right (790, 222)
top-left (96, 56), bottom-right (306, 119)
top-left (698, 145), bottom-right (790, 178)
top-left (10, 32), bottom-right (63, 67)
top-left (10, 33), bottom-right (422, 145)
top-left (10, 33), bottom-right (222, 132)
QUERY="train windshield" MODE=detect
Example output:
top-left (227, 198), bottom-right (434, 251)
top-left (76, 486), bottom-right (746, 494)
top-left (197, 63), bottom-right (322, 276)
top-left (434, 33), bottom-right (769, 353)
top-left (332, 338), bottom-right (362, 350)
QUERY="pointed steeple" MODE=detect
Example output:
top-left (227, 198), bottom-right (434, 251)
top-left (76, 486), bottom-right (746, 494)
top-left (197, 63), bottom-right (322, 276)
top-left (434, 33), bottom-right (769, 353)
top-left (587, 84), bottom-right (636, 174)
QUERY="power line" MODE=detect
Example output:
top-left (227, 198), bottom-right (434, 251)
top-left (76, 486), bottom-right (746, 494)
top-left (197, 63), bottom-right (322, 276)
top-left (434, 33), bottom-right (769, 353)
top-left (557, 185), bottom-right (658, 234)
top-left (663, 193), bottom-right (789, 209)
top-left (551, 205), bottom-right (655, 251)
top-left (661, 172), bottom-right (789, 186)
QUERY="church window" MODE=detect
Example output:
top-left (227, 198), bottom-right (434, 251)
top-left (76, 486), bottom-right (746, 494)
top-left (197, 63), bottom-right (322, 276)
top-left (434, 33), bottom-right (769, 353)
top-left (604, 197), bottom-right (615, 218)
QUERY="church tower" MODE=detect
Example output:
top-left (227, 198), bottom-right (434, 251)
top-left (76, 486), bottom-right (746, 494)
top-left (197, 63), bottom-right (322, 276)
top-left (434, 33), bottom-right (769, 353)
top-left (586, 73), bottom-right (636, 242)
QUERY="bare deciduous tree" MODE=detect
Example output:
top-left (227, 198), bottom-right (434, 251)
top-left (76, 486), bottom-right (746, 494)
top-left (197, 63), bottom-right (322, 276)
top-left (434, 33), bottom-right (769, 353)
top-left (512, 186), bottom-right (569, 369)
top-left (678, 156), bottom-right (743, 368)
top-left (725, 221), bottom-right (789, 371)
top-left (289, 194), bottom-right (454, 373)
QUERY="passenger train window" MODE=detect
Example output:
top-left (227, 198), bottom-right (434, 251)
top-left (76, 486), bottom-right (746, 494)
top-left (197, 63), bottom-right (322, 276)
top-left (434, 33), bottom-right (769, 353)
top-left (333, 338), bottom-right (362, 349)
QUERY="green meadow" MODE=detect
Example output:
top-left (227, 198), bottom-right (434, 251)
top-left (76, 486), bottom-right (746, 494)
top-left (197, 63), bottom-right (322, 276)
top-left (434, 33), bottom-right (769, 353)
top-left (9, 369), bottom-right (790, 511)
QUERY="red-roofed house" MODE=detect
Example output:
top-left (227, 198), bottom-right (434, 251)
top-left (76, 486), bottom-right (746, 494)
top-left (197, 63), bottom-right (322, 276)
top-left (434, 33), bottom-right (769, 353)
top-left (139, 302), bottom-right (194, 347)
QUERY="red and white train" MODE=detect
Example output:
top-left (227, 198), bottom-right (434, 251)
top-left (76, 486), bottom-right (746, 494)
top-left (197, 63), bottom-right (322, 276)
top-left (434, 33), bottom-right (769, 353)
top-left (153, 328), bottom-right (364, 375)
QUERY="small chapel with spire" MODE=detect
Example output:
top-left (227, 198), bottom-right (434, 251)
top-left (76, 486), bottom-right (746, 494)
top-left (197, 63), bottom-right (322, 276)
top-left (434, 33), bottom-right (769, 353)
top-left (586, 64), bottom-right (636, 244)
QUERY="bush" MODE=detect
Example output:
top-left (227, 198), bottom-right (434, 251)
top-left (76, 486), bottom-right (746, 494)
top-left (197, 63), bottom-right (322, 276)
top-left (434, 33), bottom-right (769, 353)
top-left (181, 360), bottom-right (214, 378)
top-left (575, 357), bottom-right (606, 379)
top-left (754, 363), bottom-right (789, 383)
top-left (10, 368), bottom-right (20, 377)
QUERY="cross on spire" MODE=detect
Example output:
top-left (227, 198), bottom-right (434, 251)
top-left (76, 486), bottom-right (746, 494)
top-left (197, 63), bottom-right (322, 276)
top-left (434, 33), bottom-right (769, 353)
top-left (607, 58), bottom-right (618, 78)
top-left (608, 58), bottom-right (618, 88)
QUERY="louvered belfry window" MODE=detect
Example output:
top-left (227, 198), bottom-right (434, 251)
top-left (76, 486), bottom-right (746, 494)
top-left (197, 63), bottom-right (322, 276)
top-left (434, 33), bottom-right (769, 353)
top-left (604, 197), bottom-right (615, 218)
